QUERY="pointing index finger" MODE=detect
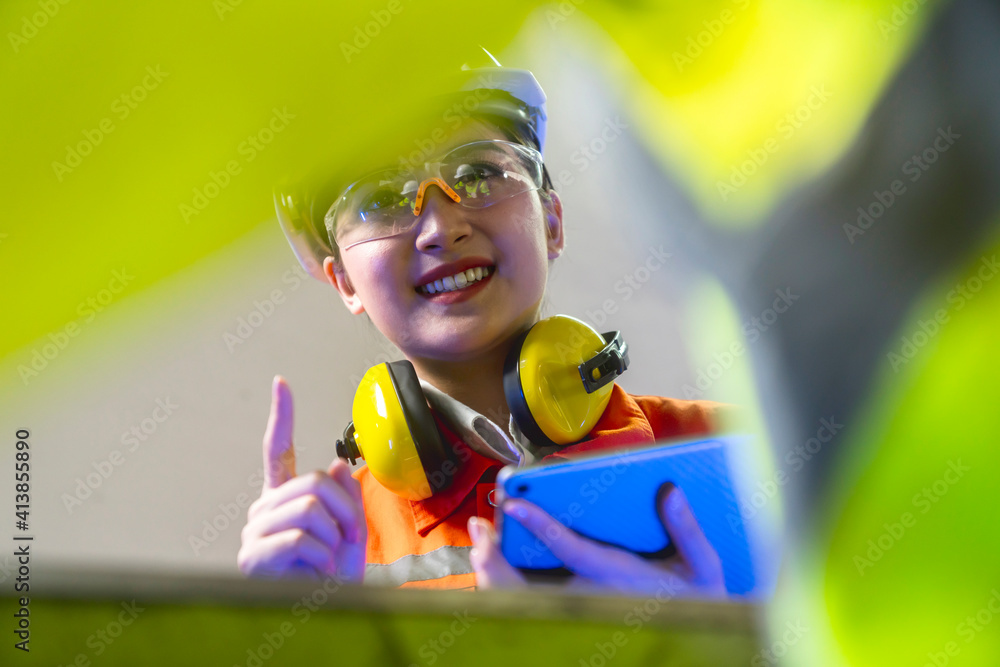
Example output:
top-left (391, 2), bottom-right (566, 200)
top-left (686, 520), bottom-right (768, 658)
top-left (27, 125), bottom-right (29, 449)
top-left (263, 375), bottom-right (296, 489)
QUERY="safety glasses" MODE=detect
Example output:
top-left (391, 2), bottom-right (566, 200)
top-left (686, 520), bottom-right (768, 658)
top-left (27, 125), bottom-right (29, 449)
top-left (324, 140), bottom-right (545, 250)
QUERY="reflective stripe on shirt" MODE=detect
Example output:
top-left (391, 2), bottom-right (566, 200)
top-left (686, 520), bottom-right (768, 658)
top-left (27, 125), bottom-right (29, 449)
top-left (365, 545), bottom-right (475, 587)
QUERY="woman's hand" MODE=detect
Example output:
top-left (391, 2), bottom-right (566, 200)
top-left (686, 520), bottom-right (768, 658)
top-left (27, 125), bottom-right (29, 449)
top-left (468, 484), bottom-right (725, 597)
top-left (237, 376), bottom-right (368, 581)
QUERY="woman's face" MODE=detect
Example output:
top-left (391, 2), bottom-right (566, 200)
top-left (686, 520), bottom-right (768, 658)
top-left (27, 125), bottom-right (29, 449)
top-left (324, 121), bottom-right (564, 364)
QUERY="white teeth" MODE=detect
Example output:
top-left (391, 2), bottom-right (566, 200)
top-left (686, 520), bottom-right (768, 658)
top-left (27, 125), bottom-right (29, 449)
top-left (419, 266), bottom-right (493, 295)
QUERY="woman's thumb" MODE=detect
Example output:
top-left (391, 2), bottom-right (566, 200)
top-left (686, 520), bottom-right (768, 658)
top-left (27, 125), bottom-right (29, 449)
top-left (468, 517), bottom-right (525, 589)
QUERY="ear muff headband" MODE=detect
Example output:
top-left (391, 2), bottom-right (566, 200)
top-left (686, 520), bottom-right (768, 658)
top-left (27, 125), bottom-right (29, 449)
top-left (338, 361), bottom-right (449, 501)
top-left (503, 315), bottom-right (626, 447)
top-left (387, 360), bottom-right (451, 495)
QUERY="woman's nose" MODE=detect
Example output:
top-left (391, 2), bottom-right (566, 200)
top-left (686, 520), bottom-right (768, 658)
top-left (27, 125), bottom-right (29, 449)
top-left (414, 184), bottom-right (472, 251)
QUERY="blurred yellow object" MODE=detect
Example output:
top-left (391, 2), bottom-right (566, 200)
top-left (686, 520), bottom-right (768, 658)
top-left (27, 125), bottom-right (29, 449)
top-left (530, 0), bottom-right (941, 224)
top-left (0, 0), bottom-right (534, 362)
top-left (818, 234), bottom-right (1000, 666)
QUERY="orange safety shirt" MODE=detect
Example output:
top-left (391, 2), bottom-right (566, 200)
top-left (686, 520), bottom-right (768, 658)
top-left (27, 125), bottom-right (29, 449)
top-left (353, 384), bottom-right (725, 589)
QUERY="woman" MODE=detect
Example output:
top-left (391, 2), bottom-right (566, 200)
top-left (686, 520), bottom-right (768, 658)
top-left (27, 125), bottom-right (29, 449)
top-left (238, 57), bottom-right (727, 595)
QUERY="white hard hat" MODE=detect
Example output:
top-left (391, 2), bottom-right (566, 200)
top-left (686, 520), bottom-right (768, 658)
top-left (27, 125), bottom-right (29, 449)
top-left (275, 49), bottom-right (548, 281)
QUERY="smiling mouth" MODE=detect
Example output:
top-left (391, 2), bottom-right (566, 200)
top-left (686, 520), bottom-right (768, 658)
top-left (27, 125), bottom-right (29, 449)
top-left (416, 266), bottom-right (495, 295)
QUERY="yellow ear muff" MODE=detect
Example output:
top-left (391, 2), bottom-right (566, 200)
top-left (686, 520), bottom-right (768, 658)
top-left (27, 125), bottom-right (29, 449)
top-left (337, 317), bottom-right (629, 499)
top-left (503, 315), bottom-right (628, 447)
top-left (335, 361), bottom-right (450, 501)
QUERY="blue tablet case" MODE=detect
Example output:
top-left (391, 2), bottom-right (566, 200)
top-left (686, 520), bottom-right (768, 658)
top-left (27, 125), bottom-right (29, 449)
top-left (495, 437), bottom-right (763, 597)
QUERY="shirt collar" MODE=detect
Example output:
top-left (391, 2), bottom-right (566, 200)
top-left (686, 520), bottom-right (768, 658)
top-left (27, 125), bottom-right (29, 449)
top-left (408, 409), bottom-right (497, 536)
top-left (419, 380), bottom-right (541, 465)
top-left (410, 381), bottom-right (541, 536)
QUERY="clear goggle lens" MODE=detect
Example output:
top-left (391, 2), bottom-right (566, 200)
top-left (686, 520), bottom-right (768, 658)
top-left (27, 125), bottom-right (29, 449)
top-left (326, 140), bottom-right (544, 249)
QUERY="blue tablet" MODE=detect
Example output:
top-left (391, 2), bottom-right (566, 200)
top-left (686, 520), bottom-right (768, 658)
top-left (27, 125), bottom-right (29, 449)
top-left (494, 436), bottom-right (773, 598)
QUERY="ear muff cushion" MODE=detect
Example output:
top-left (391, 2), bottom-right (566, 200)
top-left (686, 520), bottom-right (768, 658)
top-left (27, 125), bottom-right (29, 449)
top-left (504, 316), bottom-right (615, 447)
top-left (387, 360), bottom-right (452, 493)
top-left (504, 327), bottom-right (560, 448)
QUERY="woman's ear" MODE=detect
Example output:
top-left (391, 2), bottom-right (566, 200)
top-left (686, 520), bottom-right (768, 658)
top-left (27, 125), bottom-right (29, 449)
top-left (324, 256), bottom-right (366, 315)
top-left (542, 189), bottom-right (565, 260)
